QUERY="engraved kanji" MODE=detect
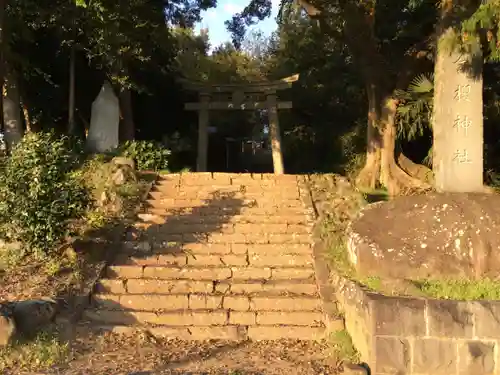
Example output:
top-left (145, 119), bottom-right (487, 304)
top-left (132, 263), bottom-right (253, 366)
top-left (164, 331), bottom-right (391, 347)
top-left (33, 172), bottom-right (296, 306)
top-left (453, 149), bottom-right (472, 164)
top-left (454, 84), bottom-right (471, 102)
top-left (453, 115), bottom-right (472, 136)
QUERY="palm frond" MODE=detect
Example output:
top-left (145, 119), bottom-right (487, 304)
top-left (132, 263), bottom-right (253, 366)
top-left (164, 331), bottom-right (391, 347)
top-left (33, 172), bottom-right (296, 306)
top-left (408, 73), bottom-right (434, 94)
top-left (396, 72), bottom-right (434, 142)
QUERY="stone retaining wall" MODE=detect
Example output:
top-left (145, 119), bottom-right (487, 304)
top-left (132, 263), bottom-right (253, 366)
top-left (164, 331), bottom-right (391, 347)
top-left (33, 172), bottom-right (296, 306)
top-left (334, 275), bottom-right (500, 375)
top-left (305, 174), bottom-right (500, 375)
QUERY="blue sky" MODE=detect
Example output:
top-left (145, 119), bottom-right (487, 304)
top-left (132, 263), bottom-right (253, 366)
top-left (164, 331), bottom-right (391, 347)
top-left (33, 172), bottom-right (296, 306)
top-left (194, 0), bottom-right (280, 48)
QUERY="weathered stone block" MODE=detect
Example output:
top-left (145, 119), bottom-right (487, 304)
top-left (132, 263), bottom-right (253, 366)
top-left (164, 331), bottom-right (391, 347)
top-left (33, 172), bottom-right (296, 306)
top-left (474, 301), bottom-right (500, 339)
top-left (427, 300), bottom-right (474, 338)
top-left (458, 341), bottom-right (495, 375)
top-left (271, 268), bottom-right (315, 280)
top-left (232, 267), bottom-right (271, 280)
top-left (121, 295), bottom-right (189, 310)
top-left (247, 326), bottom-right (324, 340)
top-left (95, 279), bottom-right (126, 294)
top-left (250, 297), bottom-right (320, 311)
top-left (371, 294), bottom-right (426, 336)
top-left (223, 296), bottom-right (250, 311)
top-left (229, 311), bottom-right (256, 325)
top-left (248, 254), bottom-right (313, 267)
top-left (336, 280), bottom-right (373, 363)
top-left (189, 295), bottom-right (223, 309)
top-left (413, 338), bottom-right (457, 374)
top-left (374, 336), bottom-right (410, 375)
top-left (256, 311), bottom-right (323, 326)
top-left (188, 326), bottom-right (246, 340)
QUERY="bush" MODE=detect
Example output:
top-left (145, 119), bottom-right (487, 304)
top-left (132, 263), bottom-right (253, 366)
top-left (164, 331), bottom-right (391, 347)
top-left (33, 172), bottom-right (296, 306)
top-left (118, 140), bottom-right (170, 171)
top-left (0, 132), bottom-right (90, 256)
top-left (79, 154), bottom-right (144, 227)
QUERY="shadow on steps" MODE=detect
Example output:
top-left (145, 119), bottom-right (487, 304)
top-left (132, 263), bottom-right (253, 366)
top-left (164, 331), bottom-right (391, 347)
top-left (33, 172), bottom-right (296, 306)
top-left (84, 189), bottom-right (251, 339)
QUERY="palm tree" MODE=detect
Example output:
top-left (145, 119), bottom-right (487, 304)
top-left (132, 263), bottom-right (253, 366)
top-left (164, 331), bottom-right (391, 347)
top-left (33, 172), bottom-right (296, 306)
top-left (395, 73), bottom-right (434, 167)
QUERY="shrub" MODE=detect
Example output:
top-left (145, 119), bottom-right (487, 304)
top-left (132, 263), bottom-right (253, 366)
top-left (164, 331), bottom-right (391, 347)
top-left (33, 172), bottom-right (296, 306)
top-left (79, 155), bottom-right (145, 228)
top-left (118, 140), bottom-right (170, 171)
top-left (0, 132), bottom-right (90, 256)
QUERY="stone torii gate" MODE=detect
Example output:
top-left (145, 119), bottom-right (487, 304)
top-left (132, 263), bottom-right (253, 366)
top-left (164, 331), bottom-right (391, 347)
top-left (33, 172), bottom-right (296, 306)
top-left (182, 74), bottom-right (299, 174)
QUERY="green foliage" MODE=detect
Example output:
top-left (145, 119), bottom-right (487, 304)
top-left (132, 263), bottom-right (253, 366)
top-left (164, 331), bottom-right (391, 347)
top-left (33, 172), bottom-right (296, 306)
top-left (416, 278), bottom-right (500, 300)
top-left (118, 140), bottom-right (171, 171)
top-left (0, 132), bottom-right (90, 256)
top-left (329, 330), bottom-right (360, 363)
top-left (0, 329), bottom-right (69, 372)
top-left (460, 1), bottom-right (500, 61)
top-left (395, 73), bottom-right (434, 138)
top-left (79, 154), bottom-right (149, 230)
top-left (395, 73), bottom-right (434, 166)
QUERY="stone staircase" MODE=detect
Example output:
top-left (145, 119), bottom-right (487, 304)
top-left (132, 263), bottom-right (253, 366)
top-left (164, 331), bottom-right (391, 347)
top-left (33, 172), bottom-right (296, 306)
top-left (84, 172), bottom-right (331, 340)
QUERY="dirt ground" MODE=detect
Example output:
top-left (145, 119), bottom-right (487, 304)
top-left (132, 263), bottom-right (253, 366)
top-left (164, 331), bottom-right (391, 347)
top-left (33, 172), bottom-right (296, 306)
top-left (8, 330), bottom-right (339, 375)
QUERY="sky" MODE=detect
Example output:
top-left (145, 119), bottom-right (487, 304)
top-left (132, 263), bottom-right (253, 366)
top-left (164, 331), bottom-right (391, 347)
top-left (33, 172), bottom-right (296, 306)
top-left (194, 0), bottom-right (280, 49)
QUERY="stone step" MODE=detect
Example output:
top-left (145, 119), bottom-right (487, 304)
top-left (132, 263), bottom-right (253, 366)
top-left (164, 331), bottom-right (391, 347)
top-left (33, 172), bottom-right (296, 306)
top-left (85, 306), bottom-right (323, 326)
top-left (112, 252), bottom-right (314, 268)
top-left (121, 242), bottom-right (314, 256)
top-left (96, 279), bottom-right (318, 296)
top-left (92, 294), bottom-right (323, 312)
top-left (137, 213), bottom-right (309, 225)
top-left (149, 189), bottom-right (302, 201)
top-left (106, 265), bottom-right (316, 281)
top-left (145, 206), bottom-right (310, 217)
top-left (132, 221), bottom-right (312, 235)
top-left (145, 198), bottom-right (305, 211)
top-left (152, 179), bottom-right (300, 193)
top-left (156, 172), bottom-right (300, 186)
top-left (83, 323), bottom-right (325, 341)
top-left (126, 230), bottom-right (313, 245)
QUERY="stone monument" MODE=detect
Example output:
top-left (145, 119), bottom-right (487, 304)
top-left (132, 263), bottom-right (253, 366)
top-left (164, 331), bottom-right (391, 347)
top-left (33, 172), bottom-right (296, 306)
top-left (432, 10), bottom-right (483, 192)
top-left (86, 81), bottom-right (119, 153)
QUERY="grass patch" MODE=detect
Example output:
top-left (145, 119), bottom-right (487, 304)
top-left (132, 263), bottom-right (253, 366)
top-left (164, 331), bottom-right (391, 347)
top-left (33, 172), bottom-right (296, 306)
top-left (360, 276), bottom-right (383, 292)
top-left (415, 278), bottom-right (500, 300)
top-left (329, 330), bottom-right (360, 363)
top-left (0, 329), bottom-right (69, 372)
top-left (323, 230), bottom-right (355, 278)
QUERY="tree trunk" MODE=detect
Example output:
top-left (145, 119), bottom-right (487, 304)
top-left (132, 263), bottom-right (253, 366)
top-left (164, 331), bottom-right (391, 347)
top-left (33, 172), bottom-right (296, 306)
top-left (3, 69), bottom-right (23, 148)
top-left (20, 96), bottom-right (33, 132)
top-left (355, 83), bottom-right (382, 189)
top-left (119, 86), bottom-right (135, 142)
top-left (432, 1), bottom-right (483, 192)
top-left (397, 151), bottom-right (434, 184)
top-left (68, 44), bottom-right (77, 135)
top-left (356, 84), bottom-right (430, 195)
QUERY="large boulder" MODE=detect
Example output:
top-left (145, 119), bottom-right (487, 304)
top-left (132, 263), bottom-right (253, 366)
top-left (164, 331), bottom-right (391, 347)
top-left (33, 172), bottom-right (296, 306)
top-left (0, 305), bottom-right (15, 346)
top-left (347, 192), bottom-right (500, 280)
top-left (0, 299), bottom-right (58, 347)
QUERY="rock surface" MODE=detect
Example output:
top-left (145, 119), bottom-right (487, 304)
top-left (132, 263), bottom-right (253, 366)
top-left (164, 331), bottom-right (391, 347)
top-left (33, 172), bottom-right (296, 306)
top-left (0, 304), bottom-right (15, 346)
top-left (341, 363), bottom-right (368, 375)
top-left (12, 299), bottom-right (58, 335)
top-left (111, 156), bottom-right (135, 170)
top-left (0, 299), bottom-right (58, 346)
top-left (86, 81), bottom-right (120, 153)
top-left (347, 192), bottom-right (500, 279)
